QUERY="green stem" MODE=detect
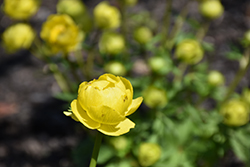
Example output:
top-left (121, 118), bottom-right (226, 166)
top-left (196, 20), bottom-right (210, 42)
top-left (161, 0), bottom-right (173, 46)
top-left (222, 48), bottom-right (250, 103)
top-left (166, 1), bottom-right (189, 50)
top-left (89, 132), bottom-right (103, 167)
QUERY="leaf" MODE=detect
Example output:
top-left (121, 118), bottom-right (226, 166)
top-left (53, 92), bottom-right (77, 101)
top-left (98, 145), bottom-right (115, 164)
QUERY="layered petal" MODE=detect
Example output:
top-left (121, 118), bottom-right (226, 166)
top-left (97, 118), bottom-right (135, 136)
top-left (71, 100), bottom-right (100, 129)
top-left (125, 97), bottom-right (143, 116)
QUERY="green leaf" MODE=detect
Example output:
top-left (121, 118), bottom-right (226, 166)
top-left (98, 145), bottom-right (115, 164)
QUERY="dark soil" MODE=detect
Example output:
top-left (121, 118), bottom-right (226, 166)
top-left (0, 0), bottom-right (249, 167)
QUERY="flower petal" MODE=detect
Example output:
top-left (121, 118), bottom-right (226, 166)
top-left (78, 81), bottom-right (88, 94)
top-left (71, 99), bottom-right (100, 129)
top-left (125, 97), bottom-right (143, 116)
top-left (88, 105), bottom-right (125, 125)
top-left (97, 118), bottom-right (135, 136)
top-left (63, 111), bottom-right (79, 122)
top-left (120, 76), bottom-right (133, 95)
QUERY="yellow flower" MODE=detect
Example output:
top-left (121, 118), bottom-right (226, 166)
top-left (64, 73), bottom-right (143, 136)
top-left (104, 61), bottom-right (127, 76)
top-left (143, 86), bottom-right (168, 108)
top-left (2, 23), bottom-right (35, 52)
top-left (134, 26), bottom-right (153, 44)
top-left (94, 1), bottom-right (121, 29)
top-left (220, 99), bottom-right (249, 127)
top-left (3, 0), bottom-right (39, 20)
top-left (175, 39), bottom-right (204, 64)
top-left (200, 0), bottom-right (224, 19)
top-left (207, 70), bottom-right (225, 86)
top-left (57, 0), bottom-right (86, 18)
top-left (99, 32), bottom-right (125, 55)
top-left (40, 14), bottom-right (84, 54)
top-left (138, 143), bottom-right (161, 167)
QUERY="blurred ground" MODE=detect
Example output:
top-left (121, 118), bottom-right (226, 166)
top-left (0, 0), bottom-right (249, 167)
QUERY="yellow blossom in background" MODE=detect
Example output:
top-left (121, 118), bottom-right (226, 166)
top-left (3, 0), bottom-right (39, 20)
top-left (207, 70), bottom-right (225, 86)
top-left (40, 14), bottom-right (84, 54)
top-left (133, 26), bottom-right (153, 44)
top-left (199, 0), bottom-right (224, 19)
top-left (104, 61), bottom-right (127, 76)
top-left (99, 32), bottom-right (125, 55)
top-left (138, 142), bottom-right (161, 167)
top-left (2, 23), bottom-right (35, 52)
top-left (64, 73), bottom-right (143, 136)
top-left (220, 99), bottom-right (249, 127)
top-left (175, 39), bottom-right (204, 64)
top-left (143, 86), bottom-right (168, 108)
top-left (94, 1), bottom-right (121, 29)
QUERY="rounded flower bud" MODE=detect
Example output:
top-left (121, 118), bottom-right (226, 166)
top-left (138, 143), bottom-right (161, 167)
top-left (148, 56), bottom-right (168, 72)
top-left (207, 70), bottom-right (225, 86)
top-left (2, 23), bottom-right (35, 52)
top-left (94, 1), bottom-right (121, 29)
top-left (104, 61), bottom-right (127, 76)
top-left (64, 73), bottom-right (143, 136)
top-left (57, 0), bottom-right (86, 18)
top-left (40, 14), bottom-right (84, 54)
top-left (99, 32), bottom-right (125, 55)
top-left (199, 0), bottom-right (224, 19)
top-left (143, 86), bottom-right (168, 108)
top-left (110, 136), bottom-right (129, 151)
top-left (3, 0), bottom-right (39, 20)
top-left (133, 26), bottom-right (152, 44)
top-left (242, 30), bottom-right (250, 47)
top-left (220, 99), bottom-right (249, 127)
top-left (175, 39), bottom-right (203, 64)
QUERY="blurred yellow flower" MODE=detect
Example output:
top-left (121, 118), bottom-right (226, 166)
top-left (134, 26), bottom-right (153, 44)
top-left (138, 142), bottom-right (161, 167)
top-left (175, 39), bottom-right (204, 64)
top-left (104, 61), bottom-right (127, 76)
top-left (94, 1), bottom-right (121, 29)
top-left (3, 0), bottom-right (39, 20)
top-left (64, 73), bottom-right (143, 136)
top-left (220, 99), bottom-right (249, 127)
top-left (143, 86), bottom-right (168, 108)
top-left (40, 14), bottom-right (84, 53)
top-left (2, 23), bottom-right (35, 52)
top-left (207, 70), bottom-right (225, 86)
top-left (57, 0), bottom-right (86, 18)
top-left (99, 32), bottom-right (125, 55)
top-left (200, 0), bottom-right (224, 19)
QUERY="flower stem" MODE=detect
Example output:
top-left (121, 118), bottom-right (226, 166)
top-left (222, 47), bottom-right (250, 103)
top-left (89, 132), bottom-right (103, 167)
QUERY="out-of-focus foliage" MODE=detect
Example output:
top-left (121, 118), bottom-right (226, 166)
top-left (1, 0), bottom-right (250, 166)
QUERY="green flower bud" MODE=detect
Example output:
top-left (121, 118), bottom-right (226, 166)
top-left (133, 26), bottom-right (152, 44)
top-left (242, 30), bottom-right (250, 47)
top-left (200, 0), bottom-right (224, 19)
top-left (104, 61), bottom-right (126, 76)
top-left (148, 56), bottom-right (168, 72)
top-left (94, 1), bottom-right (121, 29)
top-left (99, 32), bottom-right (125, 55)
top-left (138, 143), bottom-right (161, 167)
top-left (175, 39), bottom-right (203, 64)
top-left (207, 70), bottom-right (225, 86)
top-left (143, 86), bottom-right (168, 108)
top-left (220, 99), bottom-right (249, 127)
top-left (110, 136), bottom-right (129, 151)
top-left (57, 0), bottom-right (86, 18)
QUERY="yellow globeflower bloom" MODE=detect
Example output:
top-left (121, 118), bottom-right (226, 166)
top-left (3, 0), bottom-right (39, 20)
top-left (175, 39), bottom-right (204, 64)
top-left (138, 143), bottom-right (161, 167)
top-left (64, 73), bottom-right (143, 136)
top-left (40, 14), bottom-right (84, 53)
top-left (207, 70), bottom-right (225, 86)
top-left (99, 32), bottom-right (125, 55)
top-left (220, 99), bottom-right (249, 127)
top-left (94, 1), bottom-right (121, 29)
top-left (2, 23), bottom-right (35, 52)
